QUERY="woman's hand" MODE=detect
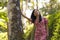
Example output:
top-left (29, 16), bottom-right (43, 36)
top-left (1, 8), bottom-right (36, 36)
top-left (21, 13), bottom-right (32, 22)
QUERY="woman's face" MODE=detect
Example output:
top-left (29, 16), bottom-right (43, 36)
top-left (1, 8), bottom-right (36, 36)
top-left (34, 9), bottom-right (39, 16)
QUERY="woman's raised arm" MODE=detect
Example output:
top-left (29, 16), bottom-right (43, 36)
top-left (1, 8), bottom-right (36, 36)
top-left (21, 13), bottom-right (32, 22)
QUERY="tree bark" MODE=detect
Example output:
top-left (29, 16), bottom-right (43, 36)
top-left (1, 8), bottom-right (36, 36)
top-left (7, 0), bottom-right (24, 40)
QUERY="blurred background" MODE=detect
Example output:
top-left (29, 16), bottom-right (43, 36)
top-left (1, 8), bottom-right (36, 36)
top-left (0, 0), bottom-right (60, 40)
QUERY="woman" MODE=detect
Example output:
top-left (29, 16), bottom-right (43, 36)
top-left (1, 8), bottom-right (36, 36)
top-left (21, 9), bottom-right (48, 40)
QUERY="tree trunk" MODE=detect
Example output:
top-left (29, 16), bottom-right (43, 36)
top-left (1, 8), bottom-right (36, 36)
top-left (7, 0), bottom-right (24, 40)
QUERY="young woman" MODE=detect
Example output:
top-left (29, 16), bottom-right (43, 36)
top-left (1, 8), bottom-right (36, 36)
top-left (21, 9), bottom-right (49, 40)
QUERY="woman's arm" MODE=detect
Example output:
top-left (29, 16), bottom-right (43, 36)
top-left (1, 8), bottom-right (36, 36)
top-left (46, 23), bottom-right (49, 36)
top-left (21, 13), bottom-right (32, 22)
top-left (44, 18), bottom-right (49, 36)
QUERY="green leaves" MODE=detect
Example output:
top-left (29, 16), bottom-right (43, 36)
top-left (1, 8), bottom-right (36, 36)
top-left (0, 32), bottom-right (8, 40)
top-left (0, 12), bottom-right (8, 22)
top-left (0, 12), bottom-right (8, 40)
top-left (0, 12), bottom-right (8, 32)
top-left (48, 11), bottom-right (60, 40)
top-left (0, 0), bottom-right (7, 10)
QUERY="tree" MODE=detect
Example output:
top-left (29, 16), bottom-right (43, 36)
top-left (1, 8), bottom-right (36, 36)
top-left (7, 0), bottom-right (24, 40)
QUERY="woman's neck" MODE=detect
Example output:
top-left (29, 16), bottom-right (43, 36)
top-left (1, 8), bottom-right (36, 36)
top-left (36, 16), bottom-right (39, 21)
top-left (36, 16), bottom-right (39, 18)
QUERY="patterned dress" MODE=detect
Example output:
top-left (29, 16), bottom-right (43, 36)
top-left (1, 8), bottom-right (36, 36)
top-left (34, 18), bottom-right (48, 40)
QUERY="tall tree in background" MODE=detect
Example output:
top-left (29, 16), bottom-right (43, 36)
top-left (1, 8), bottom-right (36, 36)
top-left (7, 0), bottom-right (24, 40)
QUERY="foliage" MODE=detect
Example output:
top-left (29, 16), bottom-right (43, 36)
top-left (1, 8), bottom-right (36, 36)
top-left (0, 32), bottom-right (8, 40)
top-left (0, 12), bottom-right (8, 22)
top-left (0, 0), bottom-right (7, 10)
top-left (0, 12), bottom-right (8, 32)
top-left (0, 11), bottom-right (8, 40)
top-left (48, 11), bottom-right (60, 40)
top-left (40, 0), bottom-right (60, 40)
top-left (23, 21), bottom-right (34, 40)
top-left (0, 0), bottom-right (60, 40)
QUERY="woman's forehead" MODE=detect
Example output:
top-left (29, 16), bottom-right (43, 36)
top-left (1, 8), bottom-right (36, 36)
top-left (34, 9), bottom-right (38, 11)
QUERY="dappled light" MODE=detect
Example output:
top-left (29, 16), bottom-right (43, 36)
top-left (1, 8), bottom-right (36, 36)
top-left (0, 0), bottom-right (60, 40)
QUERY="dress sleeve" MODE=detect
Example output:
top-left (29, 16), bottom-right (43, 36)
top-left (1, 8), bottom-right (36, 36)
top-left (44, 18), bottom-right (48, 24)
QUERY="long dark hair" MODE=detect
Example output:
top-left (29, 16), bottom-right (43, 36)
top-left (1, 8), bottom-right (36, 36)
top-left (31, 9), bottom-right (42, 23)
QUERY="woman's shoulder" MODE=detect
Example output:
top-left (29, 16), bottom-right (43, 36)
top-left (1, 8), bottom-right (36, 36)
top-left (43, 17), bottom-right (48, 21)
top-left (43, 17), bottom-right (48, 23)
